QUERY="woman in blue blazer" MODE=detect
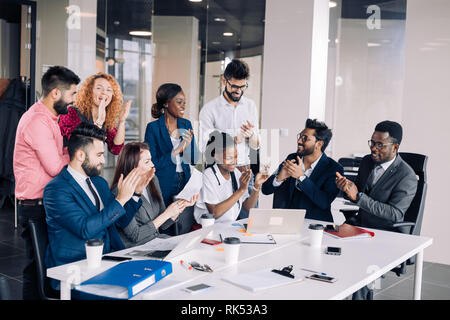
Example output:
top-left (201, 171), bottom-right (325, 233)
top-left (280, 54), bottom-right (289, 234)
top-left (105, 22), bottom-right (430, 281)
top-left (144, 84), bottom-right (199, 233)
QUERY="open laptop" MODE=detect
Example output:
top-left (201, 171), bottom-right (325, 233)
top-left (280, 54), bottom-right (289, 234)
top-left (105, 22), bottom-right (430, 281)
top-left (126, 226), bottom-right (213, 261)
top-left (246, 209), bottom-right (306, 234)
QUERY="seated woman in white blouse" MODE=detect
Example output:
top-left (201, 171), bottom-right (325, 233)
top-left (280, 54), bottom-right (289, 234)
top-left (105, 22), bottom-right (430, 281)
top-left (194, 131), bottom-right (268, 223)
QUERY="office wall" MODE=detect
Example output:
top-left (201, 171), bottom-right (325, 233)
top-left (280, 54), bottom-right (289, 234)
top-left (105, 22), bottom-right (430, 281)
top-left (152, 16), bottom-right (200, 123)
top-left (67, 0), bottom-right (97, 82)
top-left (35, 0), bottom-right (69, 96)
top-left (400, 0), bottom-right (450, 265)
top-left (259, 0), bottom-right (330, 209)
top-left (329, 19), bottom-right (406, 161)
top-left (326, 1), bottom-right (450, 264)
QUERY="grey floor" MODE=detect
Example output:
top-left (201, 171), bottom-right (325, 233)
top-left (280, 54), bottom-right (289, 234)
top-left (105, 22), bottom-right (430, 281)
top-left (0, 198), bottom-right (449, 300)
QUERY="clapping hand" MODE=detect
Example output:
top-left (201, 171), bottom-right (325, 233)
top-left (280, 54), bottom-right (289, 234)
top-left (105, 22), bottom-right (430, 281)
top-left (95, 96), bottom-right (107, 127)
top-left (240, 120), bottom-right (255, 139)
top-left (238, 169), bottom-right (252, 192)
top-left (335, 172), bottom-right (358, 201)
top-left (119, 100), bottom-right (132, 123)
top-left (283, 156), bottom-right (304, 179)
top-left (116, 167), bottom-right (143, 206)
top-left (254, 168), bottom-right (270, 189)
top-left (179, 193), bottom-right (200, 210)
top-left (135, 167), bottom-right (155, 195)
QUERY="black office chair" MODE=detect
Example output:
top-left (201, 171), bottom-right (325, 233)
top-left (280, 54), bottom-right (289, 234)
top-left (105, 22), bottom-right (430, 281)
top-left (337, 157), bottom-right (362, 221)
top-left (338, 157), bottom-right (362, 184)
top-left (0, 275), bottom-right (11, 300)
top-left (28, 219), bottom-right (58, 300)
top-left (388, 152), bottom-right (428, 276)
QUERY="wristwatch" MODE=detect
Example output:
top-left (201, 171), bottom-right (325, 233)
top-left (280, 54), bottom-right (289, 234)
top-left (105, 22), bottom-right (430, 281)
top-left (133, 192), bottom-right (142, 197)
top-left (297, 175), bottom-right (307, 183)
top-left (356, 192), bottom-right (364, 202)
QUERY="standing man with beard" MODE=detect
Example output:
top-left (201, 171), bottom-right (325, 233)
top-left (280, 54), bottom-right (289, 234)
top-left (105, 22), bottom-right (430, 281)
top-left (13, 66), bottom-right (80, 299)
top-left (199, 59), bottom-right (260, 219)
top-left (43, 123), bottom-right (145, 282)
top-left (262, 119), bottom-right (343, 222)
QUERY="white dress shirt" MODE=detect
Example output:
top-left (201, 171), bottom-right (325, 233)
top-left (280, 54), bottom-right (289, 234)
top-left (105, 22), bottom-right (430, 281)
top-left (272, 154), bottom-right (322, 187)
top-left (199, 94), bottom-right (260, 166)
top-left (194, 164), bottom-right (249, 223)
top-left (67, 165), bottom-right (104, 210)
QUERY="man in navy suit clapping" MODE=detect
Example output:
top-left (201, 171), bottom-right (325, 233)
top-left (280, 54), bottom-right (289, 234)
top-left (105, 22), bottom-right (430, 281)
top-left (262, 119), bottom-right (343, 222)
top-left (44, 123), bottom-right (145, 288)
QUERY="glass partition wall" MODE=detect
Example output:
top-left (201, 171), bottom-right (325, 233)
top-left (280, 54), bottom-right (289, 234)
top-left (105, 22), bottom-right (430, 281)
top-left (47, 0), bottom-right (266, 179)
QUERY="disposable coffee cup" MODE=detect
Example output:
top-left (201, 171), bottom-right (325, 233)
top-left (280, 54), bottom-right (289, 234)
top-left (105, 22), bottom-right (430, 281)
top-left (223, 237), bottom-right (240, 264)
top-left (201, 213), bottom-right (215, 228)
top-left (308, 224), bottom-right (324, 248)
top-left (85, 239), bottom-right (104, 268)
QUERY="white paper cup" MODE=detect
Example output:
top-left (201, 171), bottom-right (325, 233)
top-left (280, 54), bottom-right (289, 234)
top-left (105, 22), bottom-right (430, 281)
top-left (223, 237), bottom-right (240, 264)
top-left (201, 213), bottom-right (215, 228)
top-left (85, 239), bottom-right (104, 268)
top-left (308, 224), bottom-right (324, 248)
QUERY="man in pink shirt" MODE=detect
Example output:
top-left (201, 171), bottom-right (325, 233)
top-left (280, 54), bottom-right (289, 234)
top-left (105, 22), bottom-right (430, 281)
top-left (13, 66), bottom-right (80, 300)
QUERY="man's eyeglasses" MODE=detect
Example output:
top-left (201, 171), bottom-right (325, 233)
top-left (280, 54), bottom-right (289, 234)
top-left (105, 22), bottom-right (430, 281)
top-left (226, 79), bottom-right (248, 91)
top-left (297, 134), bottom-right (315, 143)
top-left (368, 140), bottom-right (394, 149)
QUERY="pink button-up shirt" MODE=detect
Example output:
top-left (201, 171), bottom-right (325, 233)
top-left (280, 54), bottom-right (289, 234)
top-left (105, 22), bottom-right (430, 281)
top-left (13, 100), bottom-right (70, 200)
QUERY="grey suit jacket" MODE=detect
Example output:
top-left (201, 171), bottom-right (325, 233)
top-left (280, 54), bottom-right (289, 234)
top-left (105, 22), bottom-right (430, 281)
top-left (355, 154), bottom-right (418, 230)
top-left (113, 176), bottom-right (169, 248)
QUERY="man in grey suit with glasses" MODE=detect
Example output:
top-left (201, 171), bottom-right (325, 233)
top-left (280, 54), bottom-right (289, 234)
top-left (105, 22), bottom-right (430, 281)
top-left (336, 120), bottom-right (417, 231)
top-left (336, 120), bottom-right (418, 300)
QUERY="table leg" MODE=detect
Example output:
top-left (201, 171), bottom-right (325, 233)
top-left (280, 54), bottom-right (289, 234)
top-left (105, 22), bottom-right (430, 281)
top-left (413, 249), bottom-right (424, 300)
top-left (60, 281), bottom-right (72, 300)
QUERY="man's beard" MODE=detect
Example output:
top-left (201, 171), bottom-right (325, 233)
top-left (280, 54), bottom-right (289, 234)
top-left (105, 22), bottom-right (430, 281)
top-left (54, 98), bottom-right (71, 115)
top-left (224, 86), bottom-right (243, 102)
top-left (297, 144), bottom-right (314, 157)
top-left (82, 155), bottom-right (102, 177)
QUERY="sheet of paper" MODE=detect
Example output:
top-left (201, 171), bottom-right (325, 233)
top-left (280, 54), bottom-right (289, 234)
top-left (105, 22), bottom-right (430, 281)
top-left (136, 234), bottom-right (186, 251)
top-left (222, 268), bottom-right (305, 292)
top-left (174, 168), bottom-right (203, 201)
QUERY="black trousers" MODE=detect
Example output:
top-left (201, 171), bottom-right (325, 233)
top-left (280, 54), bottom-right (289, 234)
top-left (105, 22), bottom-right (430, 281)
top-left (18, 203), bottom-right (45, 300)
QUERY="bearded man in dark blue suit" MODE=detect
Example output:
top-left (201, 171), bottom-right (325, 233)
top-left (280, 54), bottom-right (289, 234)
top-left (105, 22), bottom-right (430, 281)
top-left (262, 119), bottom-right (343, 222)
top-left (44, 123), bottom-right (147, 288)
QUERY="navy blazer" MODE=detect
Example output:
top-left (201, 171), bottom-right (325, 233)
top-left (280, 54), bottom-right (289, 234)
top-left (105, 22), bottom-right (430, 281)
top-left (144, 116), bottom-right (199, 205)
top-left (262, 153), bottom-right (343, 222)
top-left (44, 166), bottom-right (142, 270)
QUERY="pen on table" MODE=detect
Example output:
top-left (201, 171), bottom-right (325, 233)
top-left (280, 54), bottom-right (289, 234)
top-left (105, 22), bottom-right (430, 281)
top-left (180, 260), bottom-right (192, 270)
top-left (301, 268), bottom-right (327, 275)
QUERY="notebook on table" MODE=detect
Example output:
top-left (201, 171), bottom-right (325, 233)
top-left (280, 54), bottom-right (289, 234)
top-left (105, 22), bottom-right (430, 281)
top-left (324, 223), bottom-right (375, 240)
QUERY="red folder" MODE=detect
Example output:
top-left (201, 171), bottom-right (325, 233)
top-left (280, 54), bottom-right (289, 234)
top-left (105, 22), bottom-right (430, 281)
top-left (324, 224), bottom-right (375, 240)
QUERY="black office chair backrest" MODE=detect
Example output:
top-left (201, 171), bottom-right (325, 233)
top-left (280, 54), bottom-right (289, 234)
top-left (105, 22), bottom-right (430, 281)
top-left (338, 157), bottom-right (362, 183)
top-left (398, 152), bottom-right (428, 236)
top-left (28, 219), bottom-right (57, 300)
top-left (0, 275), bottom-right (11, 300)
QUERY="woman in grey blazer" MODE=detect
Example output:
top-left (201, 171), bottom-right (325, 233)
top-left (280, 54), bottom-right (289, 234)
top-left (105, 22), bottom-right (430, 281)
top-left (111, 142), bottom-right (197, 248)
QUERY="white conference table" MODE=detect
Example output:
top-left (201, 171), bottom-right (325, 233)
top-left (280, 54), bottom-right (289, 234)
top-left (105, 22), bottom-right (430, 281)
top-left (47, 216), bottom-right (432, 300)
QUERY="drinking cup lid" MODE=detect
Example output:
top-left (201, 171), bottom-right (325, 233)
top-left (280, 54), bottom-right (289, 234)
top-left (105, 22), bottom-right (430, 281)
top-left (223, 237), bottom-right (240, 244)
top-left (86, 238), bottom-right (104, 246)
top-left (308, 224), bottom-right (324, 230)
